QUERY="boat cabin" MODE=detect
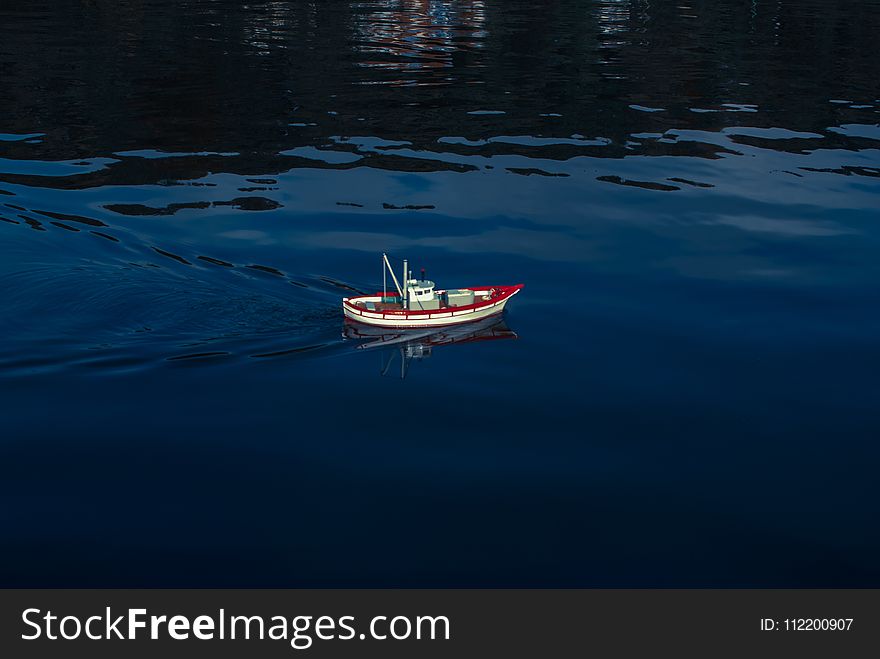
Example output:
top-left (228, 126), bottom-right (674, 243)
top-left (406, 279), bottom-right (438, 310)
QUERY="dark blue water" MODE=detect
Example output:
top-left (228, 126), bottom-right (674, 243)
top-left (1, 0), bottom-right (879, 586)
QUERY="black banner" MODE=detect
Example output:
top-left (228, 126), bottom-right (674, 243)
top-left (1, 589), bottom-right (877, 657)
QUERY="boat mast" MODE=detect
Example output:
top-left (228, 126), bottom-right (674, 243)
top-left (382, 253), bottom-right (404, 299)
top-left (382, 253), bottom-right (386, 300)
top-left (402, 258), bottom-right (408, 308)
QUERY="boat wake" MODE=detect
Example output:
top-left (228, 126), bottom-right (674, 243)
top-left (0, 206), bottom-right (365, 376)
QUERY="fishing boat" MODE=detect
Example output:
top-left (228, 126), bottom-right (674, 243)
top-left (342, 253), bottom-right (523, 328)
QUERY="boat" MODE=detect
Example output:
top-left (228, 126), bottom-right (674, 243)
top-left (342, 253), bottom-right (523, 328)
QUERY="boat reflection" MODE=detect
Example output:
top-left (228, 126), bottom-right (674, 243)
top-left (343, 315), bottom-right (517, 378)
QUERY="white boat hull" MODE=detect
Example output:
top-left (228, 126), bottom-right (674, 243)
top-left (343, 287), bottom-right (520, 328)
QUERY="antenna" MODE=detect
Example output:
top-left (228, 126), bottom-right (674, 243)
top-left (402, 258), bottom-right (408, 309)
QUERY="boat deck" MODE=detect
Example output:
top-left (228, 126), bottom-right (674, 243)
top-left (352, 300), bottom-right (403, 311)
top-left (352, 300), bottom-right (453, 312)
top-left (351, 289), bottom-right (505, 313)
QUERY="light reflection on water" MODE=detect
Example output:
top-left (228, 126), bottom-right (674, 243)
top-left (353, 0), bottom-right (487, 83)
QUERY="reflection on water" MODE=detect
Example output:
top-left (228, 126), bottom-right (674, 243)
top-left (353, 0), bottom-right (487, 85)
top-left (1, 0), bottom-right (880, 587)
top-left (344, 315), bottom-right (517, 378)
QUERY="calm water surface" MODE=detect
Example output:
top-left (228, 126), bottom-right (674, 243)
top-left (1, 0), bottom-right (879, 586)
